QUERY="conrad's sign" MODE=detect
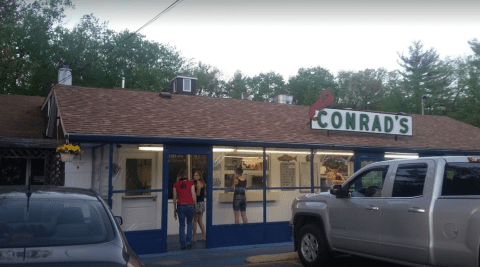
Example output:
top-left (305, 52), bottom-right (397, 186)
top-left (311, 108), bottom-right (413, 136)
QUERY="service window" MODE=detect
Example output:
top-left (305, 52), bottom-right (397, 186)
top-left (348, 166), bottom-right (389, 197)
top-left (392, 163), bottom-right (428, 197)
top-left (442, 162), bottom-right (480, 196)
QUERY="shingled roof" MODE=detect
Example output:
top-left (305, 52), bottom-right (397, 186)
top-left (0, 94), bottom-right (46, 138)
top-left (52, 85), bottom-right (480, 153)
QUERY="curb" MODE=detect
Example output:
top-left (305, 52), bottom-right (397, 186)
top-left (245, 252), bottom-right (299, 264)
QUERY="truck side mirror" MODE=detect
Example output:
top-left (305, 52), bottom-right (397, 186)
top-left (330, 185), bottom-right (345, 198)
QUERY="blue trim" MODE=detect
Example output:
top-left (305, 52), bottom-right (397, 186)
top-left (108, 143), bottom-right (113, 208)
top-left (263, 148), bottom-right (267, 224)
top-left (124, 229), bottom-right (165, 254)
top-left (207, 149), bottom-right (213, 249)
top-left (310, 149), bottom-right (314, 193)
top-left (208, 222), bottom-right (291, 248)
top-left (163, 145), bottom-right (213, 250)
top-left (67, 133), bottom-right (480, 155)
top-left (112, 189), bottom-right (163, 194)
top-left (161, 146), bottom-right (169, 254)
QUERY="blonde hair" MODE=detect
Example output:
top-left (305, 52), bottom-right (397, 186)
top-left (177, 170), bottom-right (188, 181)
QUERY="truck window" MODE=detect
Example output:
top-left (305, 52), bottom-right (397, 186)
top-left (348, 166), bottom-right (389, 197)
top-left (392, 163), bottom-right (428, 197)
top-left (442, 162), bottom-right (480, 196)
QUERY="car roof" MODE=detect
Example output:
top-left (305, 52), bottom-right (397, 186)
top-left (0, 185), bottom-right (99, 201)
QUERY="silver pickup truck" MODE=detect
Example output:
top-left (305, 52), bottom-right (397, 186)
top-left (290, 156), bottom-right (480, 267)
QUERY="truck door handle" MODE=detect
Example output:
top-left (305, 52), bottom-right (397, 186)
top-left (408, 207), bottom-right (425, 213)
top-left (365, 205), bottom-right (379, 211)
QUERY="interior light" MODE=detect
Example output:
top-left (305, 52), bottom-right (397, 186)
top-left (213, 148), bottom-right (235, 152)
top-left (316, 152), bottom-right (354, 156)
top-left (236, 149), bottom-right (310, 154)
top-left (384, 153), bottom-right (419, 159)
top-left (138, 146), bottom-right (163, 151)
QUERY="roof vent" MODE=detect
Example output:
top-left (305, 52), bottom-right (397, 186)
top-left (272, 94), bottom-right (293, 104)
top-left (160, 92), bottom-right (172, 98)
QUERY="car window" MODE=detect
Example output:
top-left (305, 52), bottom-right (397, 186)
top-left (0, 198), bottom-right (114, 248)
top-left (442, 162), bottom-right (480, 196)
top-left (348, 166), bottom-right (389, 197)
top-left (392, 163), bottom-right (428, 197)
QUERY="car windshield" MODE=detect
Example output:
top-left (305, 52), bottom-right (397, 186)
top-left (0, 197), bottom-right (114, 248)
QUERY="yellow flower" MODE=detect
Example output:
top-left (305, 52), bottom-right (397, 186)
top-left (56, 144), bottom-right (83, 155)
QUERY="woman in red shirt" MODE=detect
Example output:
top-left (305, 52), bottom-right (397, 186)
top-left (173, 170), bottom-right (197, 250)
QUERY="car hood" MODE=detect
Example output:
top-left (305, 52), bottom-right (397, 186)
top-left (0, 241), bottom-right (126, 266)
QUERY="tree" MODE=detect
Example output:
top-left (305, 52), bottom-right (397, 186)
top-left (287, 66), bottom-right (336, 106)
top-left (397, 40), bottom-right (453, 114)
top-left (0, 0), bottom-right (74, 95)
top-left (192, 62), bottom-right (226, 97)
top-left (335, 68), bottom-right (387, 110)
top-left (225, 71), bottom-right (248, 99)
top-left (248, 71), bottom-right (286, 102)
top-left (449, 40), bottom-right (480, 127)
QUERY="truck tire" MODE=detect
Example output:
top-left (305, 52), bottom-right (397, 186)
top-left (297, 224), bottom-right (328, 267)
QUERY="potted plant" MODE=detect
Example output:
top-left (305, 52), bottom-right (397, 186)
top-left (56, 144), bottom-right (83, 162)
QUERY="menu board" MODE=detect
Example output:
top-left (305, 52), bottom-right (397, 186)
top-left (300, 162), bottom-right (319, 192)
top-left (280, 162), bottom-right (296, 188)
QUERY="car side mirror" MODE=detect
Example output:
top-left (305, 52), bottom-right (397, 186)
top-left (114, 216), bottom-right (123, 226)
top-left (330, 185), bottom-right (345, 198)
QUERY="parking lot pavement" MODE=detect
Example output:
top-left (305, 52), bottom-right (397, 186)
top-left (139, 242), bottom-right (408, 267)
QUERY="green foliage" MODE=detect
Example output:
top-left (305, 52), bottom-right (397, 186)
top-left (248, 71), bottom-right (286, 102)
top-left (335, 68), bottom-right (387, 110)
top-left (192, 62), bottom-right (226, 97)
top-left (225, 71), bottom-right (248, 99)
top-left (397, 40), bottom-right (454, 114)
top-left (287, 66), bottom-right (336, 106)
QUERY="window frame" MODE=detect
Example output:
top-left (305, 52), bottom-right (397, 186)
top-left (183, 78), bottom-right (191, 92)
top-left (345, 165), bottom-right (390, 198)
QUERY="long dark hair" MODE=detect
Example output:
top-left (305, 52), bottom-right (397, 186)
top-left (194, 171), bottom-right (206, 187)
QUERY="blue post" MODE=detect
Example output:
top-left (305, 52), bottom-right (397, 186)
top-left (311, 149), bottom-right (314, 193)
top-left (263, 147), bottom-right (267, 224)
top-left (108, 143), bottom-right (113, 208)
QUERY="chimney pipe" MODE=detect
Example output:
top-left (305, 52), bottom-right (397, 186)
top-left (58, 65), bottom-right (72, 85)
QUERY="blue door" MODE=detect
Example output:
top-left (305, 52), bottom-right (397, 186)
top-left (162, 145), bottom-right (212, 251)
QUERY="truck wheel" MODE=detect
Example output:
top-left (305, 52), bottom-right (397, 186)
top-left (297, 224), bottom-right (328, 267)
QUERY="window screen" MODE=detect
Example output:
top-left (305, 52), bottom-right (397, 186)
top-left (392, 163), bottom-right (428, 197)
top-left (442, 162), bottom-right (480, 196)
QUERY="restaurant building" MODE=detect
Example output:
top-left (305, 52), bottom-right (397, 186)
top-left (8, 72), bottom-right (480, 255)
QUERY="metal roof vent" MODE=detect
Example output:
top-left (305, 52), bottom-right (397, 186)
top-left (160, 92), bottom-right (172, 98)
top-left (272, 94), bottom-right (293, 104)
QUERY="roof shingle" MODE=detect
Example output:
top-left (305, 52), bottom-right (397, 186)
top-left (53, 85), bottom-right (480, 152)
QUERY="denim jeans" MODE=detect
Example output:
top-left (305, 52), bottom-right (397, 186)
top-left (177, 204), bottom-right (195, 248)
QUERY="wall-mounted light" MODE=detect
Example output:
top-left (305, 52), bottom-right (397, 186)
top-left (138, 146), bottom-right (163, 151)
top-left (384, 152), bottom-right (419, 159)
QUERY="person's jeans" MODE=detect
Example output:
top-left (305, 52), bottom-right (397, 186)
top-left (177, 204), bottom-right (195, 248)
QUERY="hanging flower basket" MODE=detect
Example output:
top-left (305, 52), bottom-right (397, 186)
top-left (60, 153), bottom-right (74, 162)
top-left (56, 144), bottom-right (83, 162)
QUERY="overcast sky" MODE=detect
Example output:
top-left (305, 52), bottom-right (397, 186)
top-left (62, 0), bottom-right (480, 80)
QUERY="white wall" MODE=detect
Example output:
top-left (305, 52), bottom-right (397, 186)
top-left (64, 145), bottom-right (321, 234)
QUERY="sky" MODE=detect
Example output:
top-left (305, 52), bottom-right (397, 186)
top-left (61, 0), bottom-right (480, 80)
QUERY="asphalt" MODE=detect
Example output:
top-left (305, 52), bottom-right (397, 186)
top-left (138, 242), bottom-right (408, 267)
top-left (139, 242), bottom-right (297, 267)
